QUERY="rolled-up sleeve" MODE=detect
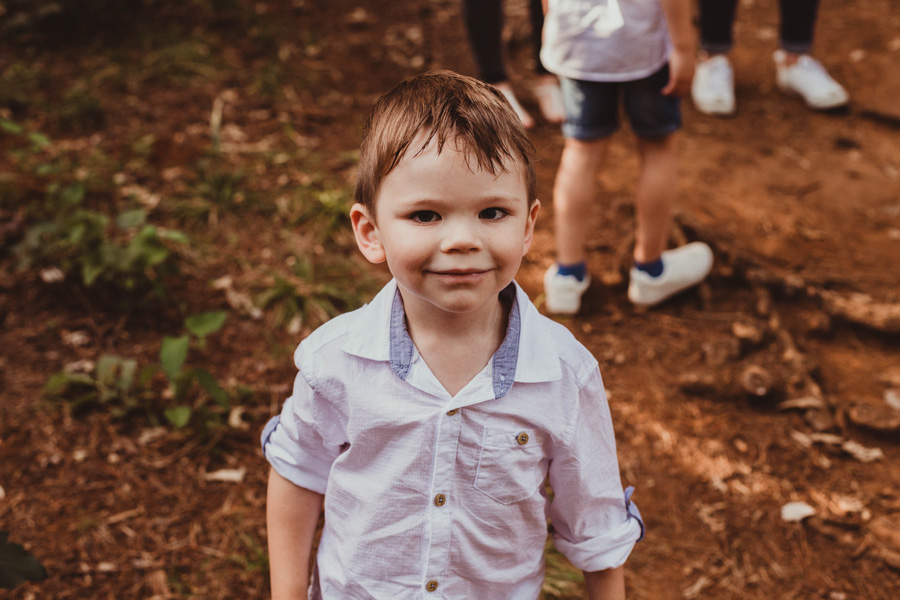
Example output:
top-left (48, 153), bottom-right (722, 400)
top-left (548, 367), bottom-right (644, 572)
top-left (261, 362), bottom-right (345, 495)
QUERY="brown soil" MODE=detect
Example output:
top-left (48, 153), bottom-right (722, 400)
top-left (2, 1), bottom-right (900, 599)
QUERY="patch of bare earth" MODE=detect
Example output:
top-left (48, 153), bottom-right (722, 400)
top-left (2, 0), bottom-right (899, 598)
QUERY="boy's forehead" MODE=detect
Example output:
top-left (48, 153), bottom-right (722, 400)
top-left (401, 129), bottom-right (525, 174)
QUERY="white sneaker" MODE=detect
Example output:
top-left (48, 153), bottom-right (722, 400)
top-left (691, 55), bottom-right (735, 116)
top-left (627, 242), bottom-right (713, 307)
top-left (773, 50), bottom-right (849, 110)
top-left (543, 264), bottom-right (591, 315)
top-left (498, 87), bottom-right (535, 129)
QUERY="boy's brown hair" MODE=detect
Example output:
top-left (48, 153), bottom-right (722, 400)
top-left (354, 70), bottom-right (537, 216)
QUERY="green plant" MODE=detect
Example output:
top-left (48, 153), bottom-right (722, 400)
top-left (16, 189), bottom-right (188, 292)
top-left (230, 533), bottom-right (269, 575)
top-left (54, 87), bottom-right (106, 133)
top-left (255, 256), bottom-right (375, 331)
top-left (43, 354), bottom-right (149, 413)
top-left (160, 311), bottom-right (229, 428)
top-left (43, 313), bottom-right (231, 428)
top-left (4, 122), bottom-right (187, 294)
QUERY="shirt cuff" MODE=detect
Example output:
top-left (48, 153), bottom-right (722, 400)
top-left (553, 487), bottom-right (645, 572)
top-left (261, 415), bottom-right (332, 495)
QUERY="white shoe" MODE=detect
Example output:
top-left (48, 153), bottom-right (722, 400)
top-left (498, 87), bottom-right (535, 129)
top-left (534, 80), bottom-right (565, 124)
top-left (627, 242), bottom-right (714, 307)
top-left (773, 50), bottom-right (849, 110)
top-left (691, 55), bottom-right (735, 116)
top-left (543, 264), bottom-right (591, 314)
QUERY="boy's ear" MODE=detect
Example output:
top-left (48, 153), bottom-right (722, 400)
top-left (522, 200), bottom-right (541, 255)
top-left (350, 203), bottom-right (386, 264)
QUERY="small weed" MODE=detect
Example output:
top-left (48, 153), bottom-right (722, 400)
top-left (0, 63), bottom-right (47, 115)
top-left (230, 533), bottom-right (268, 575)
top-left (141, 40), bottom-right (220, 87)
top-left (256, 255), bottom-right (376, 330)
top-left (250, 61), bottom-right (284, 100)
top-left (54, 87), bottom-right (106, 133)
top-left (4, 122), bottom-right (186, 295)
top-left (44, 312), bottom-right (232, 430)
top-left (159, 311), bottom-right (230, 428)
top-left (293, 185), bottom-right (354, 243)
top-left (43, 354), bottom-right (154, 415)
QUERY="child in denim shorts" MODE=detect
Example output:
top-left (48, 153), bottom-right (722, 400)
top-left (540, 0), bottom-right (714, 313)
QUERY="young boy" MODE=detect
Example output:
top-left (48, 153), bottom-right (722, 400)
top-left (540, 0), bottom-right (714, 313)
top-left (261, 70), bottom-right (643, 600)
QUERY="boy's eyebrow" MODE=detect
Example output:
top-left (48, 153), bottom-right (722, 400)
top-left (392, 194), bottom-right (526, 208)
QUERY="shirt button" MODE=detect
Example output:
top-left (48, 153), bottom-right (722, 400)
top-left (426, 580), bottom-right (439, 592)
top-left (446, 409), bottom-right (458, 416)
top-left (434, 493), bottom-right (446, 507)
top-left (516, 432), bottom-right (529, 445)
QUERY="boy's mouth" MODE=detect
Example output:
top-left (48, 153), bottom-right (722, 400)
top-left (427, 268), bottom-right (493, 281)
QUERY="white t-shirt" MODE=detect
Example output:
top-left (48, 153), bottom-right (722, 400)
top-left (263, 279), bottom-right (643, 599)
top-left (541, 0), bottom-right (671, 82)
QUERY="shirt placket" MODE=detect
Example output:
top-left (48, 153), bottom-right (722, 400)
top-left (423, 405), bottom-right (463, 595)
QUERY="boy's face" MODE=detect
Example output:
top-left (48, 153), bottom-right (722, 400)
top-left (351, 133), bottom-right (539, 321)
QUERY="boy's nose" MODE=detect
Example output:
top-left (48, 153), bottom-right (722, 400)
top-left (439, 220), bottom-right (481, 253)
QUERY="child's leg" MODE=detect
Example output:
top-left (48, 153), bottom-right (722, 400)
top-left (634, 134), bottom-right (676, 264)
top-left (543, 77), bottom-right (619, 314)
top-left (554, 137), bottom-right (610, 265)
top-left (626, 66), bottom-right (713, 306)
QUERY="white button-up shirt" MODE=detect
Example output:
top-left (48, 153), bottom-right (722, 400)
top-left (262, 280), bottom-right (643, 599)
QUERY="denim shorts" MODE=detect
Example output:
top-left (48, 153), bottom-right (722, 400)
top-left (560, 64), bottom-right (681, 140)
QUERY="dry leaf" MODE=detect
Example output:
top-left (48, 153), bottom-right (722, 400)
top-left (781, 501), bottom-right (816, 522)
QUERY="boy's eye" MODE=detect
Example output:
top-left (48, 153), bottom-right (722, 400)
top-left (409, 210), bottom-right (441, 223)
top-left (479, 207), bottom-right (508, 220)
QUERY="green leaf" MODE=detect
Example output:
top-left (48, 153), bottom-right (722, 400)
top-left (160, 336), bottom-right (189, 382)
top-left (95, 355), bottom-right (120, 386)
top-left (159, 229), bottom-right (189, 243)
top-left (0, 531), bottom-right (48, 589)
top-left (43, 372), bottom-right (94, 396)
top-left (0, 120), bottom-right (23, 134)
top-left (164, 406), bottom-right (192, 428)
top-left (117, 359), bottom-right (137, 392)
top-left (185, 311), bottom-right (226, 340)
top-left (115, 209), bottom-right (146, 229)
top-left (27, 132), bottom-right (51, 149)
top-left (81, 261), bottom-right (104, 287)
top-left (194, 368), bottom-right (229, 408)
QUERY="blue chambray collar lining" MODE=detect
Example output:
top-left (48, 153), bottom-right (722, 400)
top-left (388, 283), bottom-right (520, 399)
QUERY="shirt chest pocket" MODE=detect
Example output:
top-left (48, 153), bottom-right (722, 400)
top-left (474, 427), bottom-right (547, 505)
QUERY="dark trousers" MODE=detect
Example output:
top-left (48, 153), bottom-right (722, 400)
top-left (461, 0), bottom-right (548, 84)
top-left (698, 0), bottom-right (820, 54)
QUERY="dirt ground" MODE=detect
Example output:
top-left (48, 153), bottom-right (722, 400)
top-left (2, 0), bottom-right (900, 598)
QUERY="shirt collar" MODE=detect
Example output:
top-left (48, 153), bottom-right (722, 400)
top-left (342, 279), bottom-right (562, 397)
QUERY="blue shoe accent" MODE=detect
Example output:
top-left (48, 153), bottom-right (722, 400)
top-left (634, 258), bottom-right (664, 278)
top-left (556, 261), bottom-right (587, 282)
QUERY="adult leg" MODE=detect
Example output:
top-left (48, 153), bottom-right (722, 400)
top-left (772, 0), bottom-right (847, 109)
top-left (697, 0), bottom-right (739, 55)
top-left (692, 0), bottom-right (739, 115)
top-left (461, 0), bottom-right (507, 83)
top-left (462, 0), bottom-right (534, 127)
top-left (778, 0), bottom-right (819, 54)
top-left (527, 0), bottom-right (548, 76)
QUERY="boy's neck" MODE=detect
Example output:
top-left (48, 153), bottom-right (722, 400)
top-left (401, 293), bottom-right (511, 398)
